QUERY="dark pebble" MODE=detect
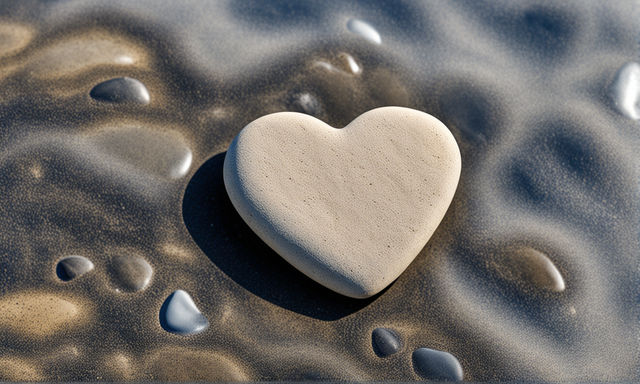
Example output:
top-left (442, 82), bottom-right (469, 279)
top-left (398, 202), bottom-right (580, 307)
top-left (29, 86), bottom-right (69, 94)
top-left (371, 327), bottom-right (402, 357)
top-left (412, 347), bottom-right (463, 381)
top-left (90, 77), bottom-right (150, 104)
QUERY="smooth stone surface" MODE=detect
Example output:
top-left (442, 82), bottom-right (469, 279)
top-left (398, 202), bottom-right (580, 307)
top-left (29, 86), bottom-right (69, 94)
top-left (412, 347), bottom-right (463, 381)
top-left (371, 327), bottom-right (402, 357)
top-left (223, 107), bottom-right (461, 298)
top-left (159, 290), bottom-right (209, 335)
top-left (89, 126), bottom-right (192, 179)
top-left (109, 255), bottom-right (153, 292)
top-left (90, 77), bottom-right (150, 104)
top-left (610, 62), bottom-right (640, 120)
top-left (56, 255), bottom-right (95, 281)
top-left (499, 247), bottom-right (566, 292)
top-left (346, 18), bottom-right (381, 45)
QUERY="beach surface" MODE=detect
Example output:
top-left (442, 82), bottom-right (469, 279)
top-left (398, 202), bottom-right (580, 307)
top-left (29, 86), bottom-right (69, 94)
top-left (0, 0), bottom-right (637, 380)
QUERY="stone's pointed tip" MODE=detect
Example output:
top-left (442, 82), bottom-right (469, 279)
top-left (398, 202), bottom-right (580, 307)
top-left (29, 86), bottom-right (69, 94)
top-left (160, 290), bottom-right (209, 336)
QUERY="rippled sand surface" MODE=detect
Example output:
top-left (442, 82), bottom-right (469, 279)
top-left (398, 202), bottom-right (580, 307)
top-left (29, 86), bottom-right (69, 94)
top-left (0, 0), bottom-right (638, 381)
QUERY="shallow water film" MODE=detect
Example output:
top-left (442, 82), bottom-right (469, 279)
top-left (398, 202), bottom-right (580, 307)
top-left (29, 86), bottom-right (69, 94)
top-left (0, 0), bottom-right (638, 381)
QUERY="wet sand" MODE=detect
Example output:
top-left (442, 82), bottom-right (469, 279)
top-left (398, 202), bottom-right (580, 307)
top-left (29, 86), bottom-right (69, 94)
top-left (0, 0), bottom-right (637, 381)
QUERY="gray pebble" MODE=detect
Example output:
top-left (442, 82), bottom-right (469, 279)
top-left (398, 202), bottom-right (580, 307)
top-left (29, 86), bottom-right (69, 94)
top-left (371, 327), bottom-right (401, 357)
top-left (412, 347), bottom-right (463, 381)
top-left (90, 77), bottom-right (150, 104)
top-left (159, 290), bottom-right (209, 335)
top-left (56, 255), bottom-right (94, 281)
top-left (109, 255), bottom-right (152, 292)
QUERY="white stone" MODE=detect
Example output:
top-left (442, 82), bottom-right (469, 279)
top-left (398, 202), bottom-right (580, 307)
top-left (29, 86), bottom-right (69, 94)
top-left (160, 290), bottom-right (208, 335)
top-left (223, 107), bottom-right (461, 298)
top-left (610, 62), bottom-right (640, 120)
top-left (346, 18), bottom-right (381, 45)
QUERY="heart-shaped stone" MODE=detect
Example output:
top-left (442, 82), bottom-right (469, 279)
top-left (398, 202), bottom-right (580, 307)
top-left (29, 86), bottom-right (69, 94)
top-left (223, 107), bottom-right (461, 298)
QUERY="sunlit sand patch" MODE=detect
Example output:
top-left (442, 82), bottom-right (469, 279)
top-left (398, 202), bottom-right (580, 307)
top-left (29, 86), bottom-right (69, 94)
top-left (0, 291), bottom-right (89, 338)
top-left (102, 352), bottom-right (135, 381)
top-left (144, 347), bottom-right (249, 381)
top-left (0, 22), bottom-right (34, 58)
top-left (160, 243), bottom-right (193, 260)
top-left (26, 32), bottom-right (148, 79)
top-left (0, 357), bottom-right (43, 381)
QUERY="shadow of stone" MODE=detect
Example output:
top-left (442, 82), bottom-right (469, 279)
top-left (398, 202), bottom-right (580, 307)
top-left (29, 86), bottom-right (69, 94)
top-left (183, 152), bottom-right (382, 321)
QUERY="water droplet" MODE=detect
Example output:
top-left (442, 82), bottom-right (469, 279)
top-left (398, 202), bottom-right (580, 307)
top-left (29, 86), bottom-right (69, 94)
top-left (610, 62), bottom-right (640, 120)
top-left (412, 347), bottom-right (463, 381)
top-left (90, 77), bottom-right (150, 105)
top-left (371, 327), bottom-right (402, 357)
top-left (56, 256), bottom-right (94, 281)
top-left (90, 126), bottom-right (193, 179)
top-left (108, 255), bottom-right (153, 292)
top-left (159, 290), bottom-right (209, 335)
top-left (347, 18), bottom-right (381, 45)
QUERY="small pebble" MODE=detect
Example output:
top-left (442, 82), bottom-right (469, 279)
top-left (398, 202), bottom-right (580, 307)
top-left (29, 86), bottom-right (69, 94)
top-left (610, 62), bottom-right (640, 120)
top-left (371, 327), bottom-right (402, 357)
top-left (159, 290), bottom-right (209, 335)
top-left (496, 247), bottom-right (565, 293)
top-left (56, 256), bottom-right (94, 281)
top-left (412, 347), bottom-right (463, 381)
top-left (90, 77), bottom-right (150, 104)
top-left (109, 255), bottom-right (152, 292)
top-left (347, 18), bottom-right (381, 45)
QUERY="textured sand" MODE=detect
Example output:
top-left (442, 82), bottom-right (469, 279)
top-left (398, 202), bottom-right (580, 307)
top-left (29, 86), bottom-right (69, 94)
top-left (0, 0), bottom-right (636, 381)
